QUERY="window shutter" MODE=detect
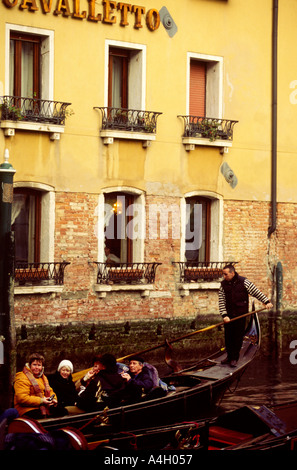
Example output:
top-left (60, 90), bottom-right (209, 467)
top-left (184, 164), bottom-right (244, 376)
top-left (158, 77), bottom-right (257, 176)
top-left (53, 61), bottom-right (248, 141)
top-left (190, 61), bottom-right (206, 117)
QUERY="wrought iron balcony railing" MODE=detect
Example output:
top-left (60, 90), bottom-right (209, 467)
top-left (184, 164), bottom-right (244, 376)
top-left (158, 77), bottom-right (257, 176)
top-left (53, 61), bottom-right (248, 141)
top-left (95, 107), bottom-right (162, 134)
top-left (93, 262), bottom-right (161, 285)
top-left (173, 261), bottom-right (238, 283)
top-left (178, 115), bottom-right (238, 142)
top-left (15, 262), bottom-right (70, 286)
top-left (0, 96), bottom-right (72, 125)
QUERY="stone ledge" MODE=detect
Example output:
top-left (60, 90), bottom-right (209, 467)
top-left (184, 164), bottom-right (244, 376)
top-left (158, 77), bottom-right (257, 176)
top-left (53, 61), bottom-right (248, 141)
top-left (94, 283), bottom-right (155, 298)
top-left (1, 121), bottom-right (65, 140)
top-left (14, 285), bottom-right (64, 295)
top-left (178, 282), bottom-right (220, 296)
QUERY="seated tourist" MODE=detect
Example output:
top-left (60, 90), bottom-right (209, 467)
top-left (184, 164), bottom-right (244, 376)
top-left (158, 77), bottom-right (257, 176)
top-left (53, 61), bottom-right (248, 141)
top-left (48, 360), bottom-right (77, 408)
top-left (14, 353), bottom-right (67, 418)
top-left (117, 359), bottom-right (171, 394)
top-left (120, 355), bottom-right (155, 401)
top-left (76, 354), bottom-right (125, 412)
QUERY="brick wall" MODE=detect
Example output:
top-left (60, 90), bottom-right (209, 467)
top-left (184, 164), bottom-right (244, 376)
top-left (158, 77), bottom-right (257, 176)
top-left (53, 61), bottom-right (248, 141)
top-left (223, 200), bottom-right (273, 296)
top-left (223, 199), bottom-right (297, 310)
top-left (13, 196), bottom-right (297, 330)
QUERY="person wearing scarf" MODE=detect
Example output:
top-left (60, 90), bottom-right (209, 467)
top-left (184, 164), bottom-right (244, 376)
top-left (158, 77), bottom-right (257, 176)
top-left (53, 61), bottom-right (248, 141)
top-left (14, 353), bottom-right (65, 419)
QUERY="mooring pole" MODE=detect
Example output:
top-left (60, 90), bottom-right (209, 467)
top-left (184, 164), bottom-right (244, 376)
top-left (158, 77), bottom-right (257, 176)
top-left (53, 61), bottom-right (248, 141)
top-left (275, 261), bottom-right (283, 357)
top-left (0, 149), bottom-right (16, 410)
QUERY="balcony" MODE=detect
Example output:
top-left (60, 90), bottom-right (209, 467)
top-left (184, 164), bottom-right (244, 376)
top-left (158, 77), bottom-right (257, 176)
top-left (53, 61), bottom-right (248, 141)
top-left (95, 107), bottom-right (162, 147)
top-left (92, 262), bottom-right (161, 297)
top-left (173, 261), bottom-right (237, 296)
top-left (14, 262), bottom-right (70, 287)
top-left (178, 115), bottom-right (238, 152)
top-left (0, 96), bottom-right (72, 140)
top-left (94, 262), bottom-right (161, 285)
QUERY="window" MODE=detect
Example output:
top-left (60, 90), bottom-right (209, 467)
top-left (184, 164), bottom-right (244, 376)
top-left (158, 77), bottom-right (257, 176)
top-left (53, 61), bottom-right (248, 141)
top-left (104, 192), bottom-right (134, 263)
top-left (188, 53), bottom-right (223, 118)
top-left (104, 192), bottom-right (145, 263)
top-left (105, 41), bottom-right (146, 110)
top-left (189, 61), bottom-right (206, 117)
top-left (182, 192), bottom-right (223, 263)
top-left (12, 189), bottom-right (41, 263)
top-left (10, 33), bottom-right (41, 99)
top-left (185, 196), bottom-right (210, 263)
top-left (6, 24), bottom-right (54, 101)
top-left (108, 47), bottom-right (128, 109)
top-left (100, 41), bottom-right (161, 145)
top-left (12, 183), bottom-right (55, 265)
top-left (97, 188), bottom-right (145, 264)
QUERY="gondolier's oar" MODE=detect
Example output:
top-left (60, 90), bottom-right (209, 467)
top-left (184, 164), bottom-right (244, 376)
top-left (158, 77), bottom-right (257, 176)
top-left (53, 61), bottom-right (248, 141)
top-left (72, 307), bottom-right (266, 382)
top-left (117, 306), bottom-right (266, 362)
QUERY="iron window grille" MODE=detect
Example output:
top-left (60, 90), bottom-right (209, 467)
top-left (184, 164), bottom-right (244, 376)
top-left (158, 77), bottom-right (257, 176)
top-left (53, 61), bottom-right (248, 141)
top-left (178, 115), bottom-right (238, 142)
top-left (95, 107), bottom-right (162, 134)
top-left (173, 261), bottom-right (238, 283)
top-left (93, 262), bottom-right (161, 285)
top-left (0, 96), bottom-right (71, 125)
top-left (15, 262), bottom-right (70, 286)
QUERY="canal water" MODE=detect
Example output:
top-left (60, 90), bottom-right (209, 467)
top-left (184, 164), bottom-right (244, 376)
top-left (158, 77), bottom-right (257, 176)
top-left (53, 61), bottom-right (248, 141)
top-left (219, 352), bottom-right (297, 412)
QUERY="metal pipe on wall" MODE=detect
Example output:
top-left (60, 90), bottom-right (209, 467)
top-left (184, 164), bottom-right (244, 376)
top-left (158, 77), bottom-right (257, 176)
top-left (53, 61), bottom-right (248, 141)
top-left (268, 0), bottom-right (278, 237)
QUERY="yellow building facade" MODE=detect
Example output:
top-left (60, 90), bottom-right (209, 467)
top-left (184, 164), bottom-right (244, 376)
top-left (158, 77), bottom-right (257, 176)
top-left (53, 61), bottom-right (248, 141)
top-left (1, 0), bottom-right (297, 360)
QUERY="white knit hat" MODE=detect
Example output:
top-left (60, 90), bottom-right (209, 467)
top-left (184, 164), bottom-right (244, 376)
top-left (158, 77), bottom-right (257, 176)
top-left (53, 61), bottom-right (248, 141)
top-left (58, 359), bottom-right (73, 374)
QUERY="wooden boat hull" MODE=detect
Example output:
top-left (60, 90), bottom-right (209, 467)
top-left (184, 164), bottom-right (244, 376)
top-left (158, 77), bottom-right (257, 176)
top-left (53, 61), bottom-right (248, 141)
top-left (40, 314), bottom-right (260, 440)
top-left (226, 401), bottom-right (297, 450)
top-left (96, 400), bottom-right (297, 451)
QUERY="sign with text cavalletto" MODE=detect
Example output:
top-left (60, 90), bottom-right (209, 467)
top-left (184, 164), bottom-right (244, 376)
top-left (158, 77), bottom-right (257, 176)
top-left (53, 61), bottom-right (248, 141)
top-left (2, 0), bottom-right (161, 31)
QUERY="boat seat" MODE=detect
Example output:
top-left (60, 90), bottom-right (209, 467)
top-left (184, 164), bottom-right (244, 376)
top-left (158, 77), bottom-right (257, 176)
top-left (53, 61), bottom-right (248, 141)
top-left (208, 426), bottom-right (253, 447)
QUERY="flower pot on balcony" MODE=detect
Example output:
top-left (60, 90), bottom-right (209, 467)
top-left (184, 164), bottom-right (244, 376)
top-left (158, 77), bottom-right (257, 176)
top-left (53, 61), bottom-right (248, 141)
top-left (184, 267), bottom-right (223, 281)
top-left (15, 267), bottom-right (49, 283)
top-left (108, 267), bottom-right (144, 282)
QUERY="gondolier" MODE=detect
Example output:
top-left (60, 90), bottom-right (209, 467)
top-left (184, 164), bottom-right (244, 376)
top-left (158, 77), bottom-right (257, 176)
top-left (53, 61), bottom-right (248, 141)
top-left (219, 264), bottom-right (273, 367)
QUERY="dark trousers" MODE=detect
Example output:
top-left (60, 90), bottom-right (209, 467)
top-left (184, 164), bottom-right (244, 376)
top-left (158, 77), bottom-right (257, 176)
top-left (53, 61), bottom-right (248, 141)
top-left (224, 316), bottom-right (247, 361)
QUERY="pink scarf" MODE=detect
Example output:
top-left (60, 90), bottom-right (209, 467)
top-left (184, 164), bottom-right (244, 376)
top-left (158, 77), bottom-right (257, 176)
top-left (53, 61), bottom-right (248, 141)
top-left (23, 366), bottom-right (51, 416)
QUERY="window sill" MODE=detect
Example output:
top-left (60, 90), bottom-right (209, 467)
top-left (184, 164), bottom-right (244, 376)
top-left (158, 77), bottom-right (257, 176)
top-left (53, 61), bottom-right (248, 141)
top-left (178, 281), bottom-right (220, 296)
top-left (14, 285), bottom-right (64, 295)
top-left (1, 121), bottom-right (65, 140)
top-left (100, 129), bottom-right (156, 148)
top-left (94, 283), bottom-right (155, 298)
top-left (181, 136), bottom-right (232, 153)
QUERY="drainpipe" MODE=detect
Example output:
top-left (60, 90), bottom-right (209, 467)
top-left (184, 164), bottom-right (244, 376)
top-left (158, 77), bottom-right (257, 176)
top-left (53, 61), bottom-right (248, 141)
top-left (268, 0), bottom-right (278, 237)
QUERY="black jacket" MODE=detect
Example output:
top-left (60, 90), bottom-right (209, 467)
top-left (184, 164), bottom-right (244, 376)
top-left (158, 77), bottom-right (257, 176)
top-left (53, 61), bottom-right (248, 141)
top-left (48, 371), bottom-right (77, 407)
top-left (77, 370), bottom-right (125, 411)
top-left (220, 272), bottom-right (249, 317)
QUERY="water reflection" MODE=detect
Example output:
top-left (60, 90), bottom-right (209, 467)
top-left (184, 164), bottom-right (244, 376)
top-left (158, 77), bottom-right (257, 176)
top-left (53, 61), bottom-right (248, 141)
top-left (219, 353), bottom-right (297, 412)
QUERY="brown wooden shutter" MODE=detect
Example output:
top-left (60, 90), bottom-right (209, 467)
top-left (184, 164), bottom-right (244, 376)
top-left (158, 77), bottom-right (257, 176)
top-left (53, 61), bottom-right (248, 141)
top-left (189, 60), bottom-right (206, 117)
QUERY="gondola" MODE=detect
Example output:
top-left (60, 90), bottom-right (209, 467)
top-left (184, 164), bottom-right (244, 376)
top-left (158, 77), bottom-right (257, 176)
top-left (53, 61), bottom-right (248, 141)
top-left (37, 312), bottom-right (261, 443)
top-left (83, 400), bottom-right (297, 451)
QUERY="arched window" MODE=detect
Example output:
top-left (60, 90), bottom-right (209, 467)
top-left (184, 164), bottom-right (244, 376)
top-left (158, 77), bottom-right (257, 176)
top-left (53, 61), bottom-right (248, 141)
top-left (12, 183), bottom-right (55, 265)
top-left (104, 192), bottom-right (134, 263)
top-left (182, 192), bottom-right (223, 263)
top-left (101, 189), bottom-right (145, 263)
top-left (12, 189), bottom-right (41, 263)
top-left (185, 196), bottom-right (211, 263)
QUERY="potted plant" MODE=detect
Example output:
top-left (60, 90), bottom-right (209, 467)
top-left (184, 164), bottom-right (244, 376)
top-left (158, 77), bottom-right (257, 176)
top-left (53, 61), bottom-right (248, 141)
top-left (199, 120), bottom-right (219, 142)
top-left (0, 102), bottom-right (23, 121)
